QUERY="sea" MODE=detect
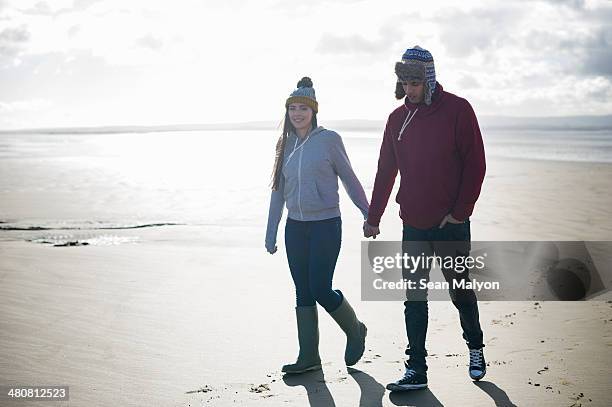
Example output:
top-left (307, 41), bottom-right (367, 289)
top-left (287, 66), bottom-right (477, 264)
top-left (1, 126), bottom-right (611, 246)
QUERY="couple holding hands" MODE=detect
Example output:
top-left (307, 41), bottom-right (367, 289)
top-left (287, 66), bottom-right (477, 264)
top-left (265, 46), bottom-right (486, 391)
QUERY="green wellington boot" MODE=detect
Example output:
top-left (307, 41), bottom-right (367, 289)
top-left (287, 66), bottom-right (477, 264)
top-left (282, 306), bottom-right (322, 374)
top-left (329, 294), bottom-right (367, 366)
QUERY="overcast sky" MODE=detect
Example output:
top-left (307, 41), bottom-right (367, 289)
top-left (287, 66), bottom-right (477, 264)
top-left (0, 0), bottom-right (611, 129)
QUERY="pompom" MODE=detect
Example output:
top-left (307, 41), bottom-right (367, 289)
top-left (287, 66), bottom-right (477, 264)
top-left (297, 77), bottom-right (313, 88)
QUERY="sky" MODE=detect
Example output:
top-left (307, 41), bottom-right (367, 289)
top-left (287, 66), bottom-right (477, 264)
top-left (0, 0), bottom-right (611, 129)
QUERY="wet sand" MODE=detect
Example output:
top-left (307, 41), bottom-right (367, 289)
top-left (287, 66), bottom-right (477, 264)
top-left (1, 156), bottom-right (612, 406)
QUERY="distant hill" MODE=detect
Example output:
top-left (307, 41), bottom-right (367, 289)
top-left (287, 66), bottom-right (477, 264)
top-left (1, 115), bottom-right (611, 135)
top-left (0, 121), bottom-right (281, 135)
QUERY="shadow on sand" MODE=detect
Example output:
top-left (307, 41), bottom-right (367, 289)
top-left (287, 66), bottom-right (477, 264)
top-left (474, 380), bottom-right (517, 407)
top-left (283, 369), bottom-right (336, 407)
top-left (347, 367), bottom-right (386, 406)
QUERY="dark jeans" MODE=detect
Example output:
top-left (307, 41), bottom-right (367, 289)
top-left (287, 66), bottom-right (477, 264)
top-left (402, 220), bottom-right (484, 374)
top-left (285, 216), bottom-right (343, 312)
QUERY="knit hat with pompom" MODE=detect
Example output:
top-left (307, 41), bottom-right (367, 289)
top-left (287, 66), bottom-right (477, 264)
top-left (285, 77), bottom-right (318, 113)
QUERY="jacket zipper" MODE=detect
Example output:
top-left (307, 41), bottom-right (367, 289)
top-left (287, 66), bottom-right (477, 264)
top-left (298, 147), bottom-right (304, 220)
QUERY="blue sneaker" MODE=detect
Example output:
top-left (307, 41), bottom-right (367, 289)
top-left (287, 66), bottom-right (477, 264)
top-left (386, 364), bottom-right (428, 391)
top-left (469, 348), bottom-right (486, 380)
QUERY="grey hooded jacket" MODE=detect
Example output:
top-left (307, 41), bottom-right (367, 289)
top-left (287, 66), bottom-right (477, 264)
top-left (265, 126), bottom-right (369, 251)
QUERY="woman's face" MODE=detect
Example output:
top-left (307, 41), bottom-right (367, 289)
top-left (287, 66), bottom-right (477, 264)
top-left (288, 103), bottom-right (313, 134)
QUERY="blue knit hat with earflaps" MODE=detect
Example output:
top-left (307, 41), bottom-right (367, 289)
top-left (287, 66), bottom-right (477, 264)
top-left (395, 46), bottom-right (436, 105)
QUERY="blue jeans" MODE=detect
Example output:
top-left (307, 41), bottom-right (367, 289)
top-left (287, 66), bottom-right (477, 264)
top-left (402, 220), bottom-right (484, 374)
top-left (285, 216), bottom-right (343, 312)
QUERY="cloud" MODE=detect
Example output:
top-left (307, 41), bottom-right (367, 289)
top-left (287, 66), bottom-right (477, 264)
top-left (24, 1), bottom-right (53, 15)
top-left (537, 0), bottom-right (585, 9)
top-left (529, 2), bottom-right (612, 78)
top-left (435, 6), bottom-right (525, 58)
top-left (0, 25), bottom-right (29, 42)
top-left (584, 47), bottom-right (612, 77)
top-left (458, 74), bottom-right (480, 89)
top-left (72, 0), bottom-right (104, 11)
top-left (67, 24), bottom-right (80, 37)
top-left (1, 0), bottom-right (611, 126)
top-left (565, 27), bottom-right (612, 77)
top-left (317, 33), bottom-right (383, 55)
top-left (0, 25), bottom-right (29, 57)
top-left (20, 0), bottom-right (103, 16)
top-left (135, 34), bottom-right (163, 51)
top-left (526, 26), bottom-right (612, 78)
top-left (316, 24), bottom-right (404, 56)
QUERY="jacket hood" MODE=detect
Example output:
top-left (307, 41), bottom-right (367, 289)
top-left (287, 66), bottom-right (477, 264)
top-left (293, 126), bottom-right (326, 138)
top-left (403, 82), bottom-right (445, 117)
top-left (397, 82), bottom-right (445, 141)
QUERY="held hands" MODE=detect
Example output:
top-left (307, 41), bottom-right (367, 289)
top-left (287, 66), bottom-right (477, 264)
top-left (438, 213), bottom-right (464, 228)
top-left (268, 216), bottom-right (459, 249)
top-left (268, 220), bottom-right (382, 251)
top-left (363, 221), bottom-right (380, 239)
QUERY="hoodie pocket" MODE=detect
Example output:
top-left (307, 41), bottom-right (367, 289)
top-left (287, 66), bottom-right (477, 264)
top-left (315, 179), bottom-right (340, 210)
top-left (299, 181), bottom-right (322, 212)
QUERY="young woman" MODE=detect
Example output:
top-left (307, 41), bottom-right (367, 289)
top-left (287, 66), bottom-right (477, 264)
top-left (265, 77), bottom-right (369, 374)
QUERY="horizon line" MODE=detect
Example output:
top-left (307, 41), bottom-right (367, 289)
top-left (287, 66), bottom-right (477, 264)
top-left (1, 114), bottom-right (612, 134)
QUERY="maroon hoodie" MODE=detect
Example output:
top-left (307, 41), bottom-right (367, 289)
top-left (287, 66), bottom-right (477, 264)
top-left (367, 83), bottom-right (486, 229)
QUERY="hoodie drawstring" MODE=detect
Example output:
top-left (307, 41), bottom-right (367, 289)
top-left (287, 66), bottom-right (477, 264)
top-left (284, 130), bottom-right (313, 167)
top-left (398, 108), bottom-right (418, 141)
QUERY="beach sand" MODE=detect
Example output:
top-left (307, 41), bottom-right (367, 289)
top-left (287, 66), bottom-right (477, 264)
top-left (1, 156), bottom-right (612, 406)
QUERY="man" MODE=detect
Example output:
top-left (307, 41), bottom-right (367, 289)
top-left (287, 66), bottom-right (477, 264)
top-left (363, 46), bottom-right (487, 391)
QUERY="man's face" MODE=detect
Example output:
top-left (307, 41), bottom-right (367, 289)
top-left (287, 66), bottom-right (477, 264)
top-left (402, 80), bottom-right (425, 104)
